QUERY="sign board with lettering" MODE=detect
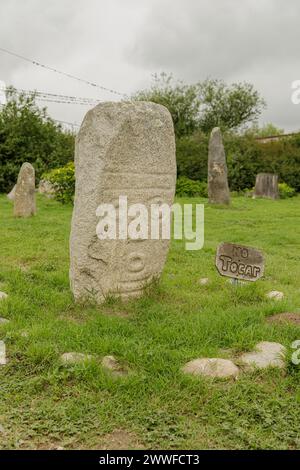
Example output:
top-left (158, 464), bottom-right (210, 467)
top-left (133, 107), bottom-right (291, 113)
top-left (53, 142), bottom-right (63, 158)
top-left (216, 242), bottom-right (264, 282)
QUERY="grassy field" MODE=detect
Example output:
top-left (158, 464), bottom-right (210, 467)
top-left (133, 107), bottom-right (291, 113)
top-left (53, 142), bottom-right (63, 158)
top-left (0, 194), bottom-right (300, 450)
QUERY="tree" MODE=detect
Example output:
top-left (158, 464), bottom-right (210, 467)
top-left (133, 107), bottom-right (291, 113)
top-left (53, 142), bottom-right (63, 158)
top-left (197, 79), bottom-right (266, 133)
top-left (0, 87), bottom-right (74, 193)
top-left (132, 73), bottom-right (201, 138)
top-left (246, 122), bottom-right (284, 138)
top-left (133, 74), bottom-right (266, 136)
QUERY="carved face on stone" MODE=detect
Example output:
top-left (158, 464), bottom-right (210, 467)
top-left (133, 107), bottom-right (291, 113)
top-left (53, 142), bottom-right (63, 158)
top-left (70, 102), bottom-right (176, 303)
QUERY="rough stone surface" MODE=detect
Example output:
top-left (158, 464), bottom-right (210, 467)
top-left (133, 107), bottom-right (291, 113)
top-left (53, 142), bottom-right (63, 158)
top-left (7, 185), bottom-right (16, 201)
top-left (182, 358), bottom-right (239, 378)
top-left (0, 341), bottom-right (6, 365)
top-left (239, 341), bottom-right (286, 370)
top-left (38, 179), bottom-right (55, 199)
top-left (60, 352), bottom-right (93, 365)
top-left (102, 355), bottom-right (127, 376)
top-left (199, 278), bottom-right (209, 285)
top-left (0, 292), bottom-right (8, 301)
top-left (14, 163), bottom-right (36, 217)
top-left (70, 102), bottom-right (176, 303)
top-left (267, 290), bottom-right (284, 301)
top-left (208, 127), bottom-right (230, 205)
top-left (253, 173), bottom-right (279, 200)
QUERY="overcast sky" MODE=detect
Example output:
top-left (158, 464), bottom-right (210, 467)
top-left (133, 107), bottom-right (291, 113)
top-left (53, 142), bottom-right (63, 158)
top-left (0, 0), bottom-right (299, 131)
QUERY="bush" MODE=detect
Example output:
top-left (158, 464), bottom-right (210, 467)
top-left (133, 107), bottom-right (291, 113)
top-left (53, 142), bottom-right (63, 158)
top-left (0, 88), bottom-right (74, 193)
top-left (278, 182), bottom-right (296, 199)
top-left (176, 176), bottom-right (207, 197)
top-left (42, 162), bottom-right (75, 204)
top-left (176, 131), bottom-right (300, 193)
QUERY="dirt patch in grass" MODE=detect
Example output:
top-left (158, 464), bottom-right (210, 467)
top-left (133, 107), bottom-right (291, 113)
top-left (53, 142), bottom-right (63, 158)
top-left (98, 429), bottom-right (144, 450)
top-left (267, 312), bottom-right (300, 325)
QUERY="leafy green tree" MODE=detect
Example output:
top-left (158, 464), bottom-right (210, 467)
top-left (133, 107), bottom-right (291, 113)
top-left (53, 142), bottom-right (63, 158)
top-left (132, 73), bottom-right (201, 138)
top-left (133, 74), bottom-right (266, 136)
top-left (0, 87), bottom-right (74, 193)
top-left (197, 79), bottom-right (266, 133)
top-left (246, 122), bottom-right (284, 138)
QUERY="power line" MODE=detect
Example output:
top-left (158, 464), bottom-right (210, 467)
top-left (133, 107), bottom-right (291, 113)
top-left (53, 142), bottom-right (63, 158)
top-left (0, 46), bottom-right (127, 98)
top-left (0, 85), bottom-right (102, 106)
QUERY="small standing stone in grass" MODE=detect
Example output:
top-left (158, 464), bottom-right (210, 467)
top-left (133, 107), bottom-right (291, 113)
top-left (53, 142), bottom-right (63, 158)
top-left (239, 341), bottom-right (286, 370)
top-left (0, 318), bottom-right (10, 324)
top-left (60, 352), bottom-right (94, 365)
top-left (14, 162), bottom-right (36, 218)
top-left (0, 292), bottom-right (8, 301)
top-left (0, 424), bottom-right (5, 434)
top-left (253, 173), bottom-right (279, 200)
top-left (0, 341), bottom-right (7, 365)
top-left (199, 278), bottom-right (209, 285)
top-left (182, 358), bottom-right (239, 378)
top-left (208, 127), bottom-right (230, 205)
top-left (267, 290), bottom-right (284, 301)
top-left (38, 179), bottom-right (56, 199)
top-left (102, 355), bottom-right (128, 376)
top-left (7, 185), bottom-right (16, 201)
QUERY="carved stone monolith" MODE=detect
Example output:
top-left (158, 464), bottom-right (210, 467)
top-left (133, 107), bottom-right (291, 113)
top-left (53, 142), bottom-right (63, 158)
top-left (253, 173), bottom-right (279, 200)
top-left (70, 102), bottom-right (176, 303)
top-left (14, 163), bottom-right (36, 217)
top-left (208, 127), bottom-right (230, 205)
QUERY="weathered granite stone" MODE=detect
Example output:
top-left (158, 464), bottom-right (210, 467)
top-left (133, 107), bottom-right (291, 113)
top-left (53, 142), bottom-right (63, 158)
top-left (240, 341), bottom-right (286, 370)
top-left (0, 292), bottom-right (8, 301)
top-left (7, 185), bottom-right (16, 201)
top-left (208, 127), bottom-right (230, 205)
top-left (253, 173), bottom-right (279, 200)
top-left (60, 352), bottom-right (93, 364)
top-left (102, 355), bottom-right (128, 376)
top-left (70, 102), bottom-right (176, 303)
top-left (266, 290), bottom-right (284, 301)
top-left (182, 358), bottom-right (239, 378)
top-left (38, 179), bottom-right (56, 199)
top-left (0, 341), bottom-right (6, 365)
top-left (14, 163), bottom-right (36, 217)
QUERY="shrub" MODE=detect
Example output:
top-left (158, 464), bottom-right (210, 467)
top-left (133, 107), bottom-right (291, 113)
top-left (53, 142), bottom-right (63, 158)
top-left (42, 162), bottom-right (75, 204)
top-left (278, 182), bottom-right (296, 199)
top-left (0, 88), bottom-right (74, 193)
top-left (176, 176), bottom-right (207, 198)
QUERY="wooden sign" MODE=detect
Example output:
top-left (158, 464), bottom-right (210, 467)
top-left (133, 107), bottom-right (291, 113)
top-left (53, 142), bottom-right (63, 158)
top-left (216, 242), bottom-right (264, 282)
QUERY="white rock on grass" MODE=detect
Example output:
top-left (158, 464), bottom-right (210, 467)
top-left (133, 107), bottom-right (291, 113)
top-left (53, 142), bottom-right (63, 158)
top-left (266, 291), bottom-right (284, 301)
top-left (182, 358), bottom-right (239, 379)
top-left (239, 341), bottom-right (286, 370)
top-left (0, 292), bottom-right (8, 301)
top-left (102, 355), bottom-right (128, 376)
top-left (0, 341), bottom-right (7, 365)
top-left (0, 318), bottom-right (9, 324)
top-left (199, 278), bottom-right (209, 286)
top-left (60, 352), bottom-right (94, 365)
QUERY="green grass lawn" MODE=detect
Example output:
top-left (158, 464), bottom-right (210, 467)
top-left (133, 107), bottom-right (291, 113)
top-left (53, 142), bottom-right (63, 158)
top-left (0, 194), bottom-right (300, 450)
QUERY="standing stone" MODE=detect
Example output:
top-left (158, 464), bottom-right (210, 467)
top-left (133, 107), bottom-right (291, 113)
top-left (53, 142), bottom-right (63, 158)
top-left (253, 173), bottom-right (279, 200)
top-left (208, 127), bottom-right (230, 205)
top-left (70, 102), bottom-right (176, 303)
top-left (14, 163), bottom-right (36, 217)
top-left (7, 185), bottom-right (16, 201)
top-left (38, 179), bottom-right (55, 199)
